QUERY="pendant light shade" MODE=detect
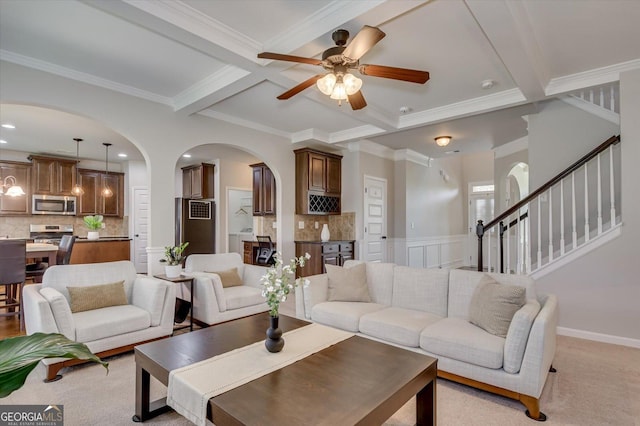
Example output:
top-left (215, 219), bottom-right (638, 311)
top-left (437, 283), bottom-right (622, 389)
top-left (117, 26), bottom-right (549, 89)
top-left (102, 142), bottom-right (113, 198)
top-left (70, 138), bottom-right (84, 196)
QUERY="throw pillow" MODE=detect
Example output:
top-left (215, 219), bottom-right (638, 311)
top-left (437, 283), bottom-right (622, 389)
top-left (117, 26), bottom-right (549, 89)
top-left (207, 267), bottom-right (244, 288)
top-left (326, 263), bottom-right (371, 302)
top-left (67, 280), bottom-right (128, 313)
top-left (468, 275), bottom-right (526, 338)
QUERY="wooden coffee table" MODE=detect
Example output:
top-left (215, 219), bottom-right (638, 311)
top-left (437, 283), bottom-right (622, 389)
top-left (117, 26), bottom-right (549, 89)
top-left (133, 313), bottom-right (437, 425)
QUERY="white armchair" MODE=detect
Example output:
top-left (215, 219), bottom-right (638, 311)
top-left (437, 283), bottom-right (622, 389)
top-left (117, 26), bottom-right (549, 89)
top-left (22, 261), bottom-right (175, 381)
top-left (184, 253), bottom-right (269, 326)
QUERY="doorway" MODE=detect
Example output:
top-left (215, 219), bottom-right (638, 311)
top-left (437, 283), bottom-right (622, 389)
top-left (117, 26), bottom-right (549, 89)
top-left (227, 188), bottom-right (253, 254)
top-left (363, 175), bottom-right (387, 263)
top-left (131, 186), bottom-right (149, 273)
top-left (468, 182), bottom-right (494, 268)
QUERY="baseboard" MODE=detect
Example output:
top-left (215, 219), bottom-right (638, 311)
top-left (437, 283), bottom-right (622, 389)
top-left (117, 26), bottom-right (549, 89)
top-left (557, 326), bottom-right (640, 349)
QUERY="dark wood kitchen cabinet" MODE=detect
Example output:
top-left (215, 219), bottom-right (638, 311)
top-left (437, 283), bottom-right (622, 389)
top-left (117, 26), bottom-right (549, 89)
top-left (294, 148), bottom-right (342, 215)
top-left (295, 240), bottom-right (354, 277)
top-left (0, 161), bottom-right (30, 215)
top-left (182, 163), bottom-right (214, 199)
top-left (77, 168), bottom-right (124, 217)
top-left (251, 162), bottom-right (275, 216)
top-left (29, 155), bottom-right (77, 195)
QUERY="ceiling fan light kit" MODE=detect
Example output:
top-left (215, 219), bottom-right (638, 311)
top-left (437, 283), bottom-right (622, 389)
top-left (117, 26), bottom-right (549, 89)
top-left (258, 25), bottom-right (429, 110)
top-left (435, 136), bottom-right (452, 147)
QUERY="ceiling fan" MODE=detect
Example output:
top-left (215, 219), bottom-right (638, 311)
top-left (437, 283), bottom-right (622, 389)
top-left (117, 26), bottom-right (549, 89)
top-left (258, 25), bottom-right (430, 110)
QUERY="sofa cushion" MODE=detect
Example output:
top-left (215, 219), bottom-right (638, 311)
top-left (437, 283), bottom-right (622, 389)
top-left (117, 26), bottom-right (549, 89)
top-left (504, 300), bottom-right (541, 374)
top-left (326, 263), bottom-right (371, 302)
top-left (420, 317), bottom-right (505, 369)
top-left (73, 305), bottom-right (151, 343)
top-left (185, 253), bottom-right (245, 278)
top-left (344, 260), bottom-right (396, 305)
top-left (447, 269), bottom-right (538, 320)
top-left (311, 302), bottom-right (385, 332)
top-left (392, 266), bottom-right (449, 317)
top-left (224, 285), bottom-right (265, 311)
top-left (468, 275), bottom-right (526, 338)
top-left (360, 307), bottom-right (443, 347)
top-left (67, 280), bottom-right (127, 313)
top-left (209, 267), bottom-right (243, 288)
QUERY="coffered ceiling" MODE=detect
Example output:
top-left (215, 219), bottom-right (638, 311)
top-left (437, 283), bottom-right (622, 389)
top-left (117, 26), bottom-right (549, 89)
top-left (1, 0), bottom-right (639, 163)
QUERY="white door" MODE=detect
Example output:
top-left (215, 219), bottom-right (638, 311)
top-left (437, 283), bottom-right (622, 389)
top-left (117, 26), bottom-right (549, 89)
top-left (363, 176), bottom-right (387, 263)
top-left (468, 188), bottom-right (495, 269)
top-left (131, 186), bottom-right (149, 273)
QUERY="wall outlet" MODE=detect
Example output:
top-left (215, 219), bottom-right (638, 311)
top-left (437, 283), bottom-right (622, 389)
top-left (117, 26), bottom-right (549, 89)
top-left (101, 222), bottom-right (106, 229)
top-left (298, 221), bottom-right (305, 229)
top-left (272, 221), bottom-right (277, 229)
top-left (315, 221), bottom-right (319, 229)
top-left (411, 222), bottom-right (415, 229)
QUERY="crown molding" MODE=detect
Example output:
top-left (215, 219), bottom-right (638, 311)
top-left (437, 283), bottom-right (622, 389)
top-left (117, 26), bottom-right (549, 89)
top-left (545, 59), bottom-right (640, 96)
top-left (0, 50), bottom-right (172, 105)
top-left (493, 136), bottom-right (528, 159)
top-left (264, 1), bottom-right (385, 54)
top-left (172, 65), bottom-right (251, 111)
top-left (398, 88), bottom-right (527, 129)
top-left (345, 140), bottom-right (395, 160)
top-left (124, 0), bottom-right (261, 62)
top-left (291, 128), bottom-right (330, 144)
top-left (328, 125), bottom-right (385, 143)
top-left (394, 149), bottom-right (433, 167)
top-left (197, 109), bottom-right (290, 139)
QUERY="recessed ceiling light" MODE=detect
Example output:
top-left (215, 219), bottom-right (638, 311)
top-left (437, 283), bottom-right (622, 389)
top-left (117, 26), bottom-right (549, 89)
top-left (0, 139), bottom-right (7, 144)
top-left (399, 106), bottom-right (412, 114)
top-left (183, 154), bottom-right (192, 158)
top-left (1, 124), bottom-right (16, 129)
top-left (481, 79), bottom-right (495, 89)
top-left (118, 153), bottom-right (127, 158)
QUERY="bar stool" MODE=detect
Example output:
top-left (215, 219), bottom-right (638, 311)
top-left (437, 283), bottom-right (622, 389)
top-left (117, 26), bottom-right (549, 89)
top-left (0, 239), bottom-right (27, 329)
top-left (255, 235), bottom-right (276, 266)
top-left (26, 235), bottom-right (76, 283)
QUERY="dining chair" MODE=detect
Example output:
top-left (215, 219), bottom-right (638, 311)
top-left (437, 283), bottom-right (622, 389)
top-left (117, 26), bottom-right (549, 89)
top-left (255, 235), bottom-right (276, 266)
top-left (26, 235), bottom-right (77, 283)
top-left (0, 239), bottom-right (27, 328)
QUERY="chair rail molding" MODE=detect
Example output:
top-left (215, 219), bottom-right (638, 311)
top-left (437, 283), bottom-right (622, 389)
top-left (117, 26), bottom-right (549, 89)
top-left (391, 234), bottom-right (466, 269)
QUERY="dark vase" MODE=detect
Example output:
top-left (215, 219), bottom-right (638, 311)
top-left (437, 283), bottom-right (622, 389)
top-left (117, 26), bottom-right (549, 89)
top-left (265, 315), bottom-right (284, 353)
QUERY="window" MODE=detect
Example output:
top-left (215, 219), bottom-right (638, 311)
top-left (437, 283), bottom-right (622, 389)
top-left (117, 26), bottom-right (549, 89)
top-left (472, 184), bottom-right (494, 193)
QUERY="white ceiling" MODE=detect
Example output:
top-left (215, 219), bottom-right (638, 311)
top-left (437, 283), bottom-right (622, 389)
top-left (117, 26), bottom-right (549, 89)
top-left (0, 0), bottom-right (638, 164)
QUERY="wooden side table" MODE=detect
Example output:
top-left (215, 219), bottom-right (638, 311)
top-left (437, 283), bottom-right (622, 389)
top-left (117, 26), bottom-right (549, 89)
top-left (154, 274), bottom-right (195, 332)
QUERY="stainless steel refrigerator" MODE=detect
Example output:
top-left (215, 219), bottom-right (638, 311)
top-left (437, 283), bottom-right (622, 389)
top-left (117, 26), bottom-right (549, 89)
top-left (175, 198), bottom-right (215, 257)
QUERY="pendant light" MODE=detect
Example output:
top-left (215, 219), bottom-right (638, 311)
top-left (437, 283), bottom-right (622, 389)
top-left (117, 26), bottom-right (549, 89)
top-left (101, 142), bottom-right (113, 197)
top-left (70, 138), bottom-right (84, 196)
top-left (0, 145), bottom-right (26, 197)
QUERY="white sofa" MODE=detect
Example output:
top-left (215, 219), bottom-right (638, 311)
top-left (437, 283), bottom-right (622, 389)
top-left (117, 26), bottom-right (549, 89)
top-left (23, 261), bottom-right (176, 381)
top-left (295, 261), bottom-right (558, 421)
top-left (184, 253), bottom-right (269, 326)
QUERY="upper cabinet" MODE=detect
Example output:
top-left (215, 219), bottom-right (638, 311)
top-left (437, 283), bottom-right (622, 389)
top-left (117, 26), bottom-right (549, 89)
top-left (29, 155), bottom-right (77, 195)
top-left (251, 163), bottom-right (276, 216)
top-left (0, 161), bottom-right (31, 215)
top-left (294, 148), bottom-right (342, 215)
top-left (182, 163), bottom-right (214, 199)
top-left (77, 168), bottom-right (124, 217)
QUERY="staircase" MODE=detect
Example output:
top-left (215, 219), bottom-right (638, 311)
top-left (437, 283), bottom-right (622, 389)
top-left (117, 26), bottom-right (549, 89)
top-left (562, 83), bottom-right (620, 124)
top-left (476, 135), bottom-right (622, 278)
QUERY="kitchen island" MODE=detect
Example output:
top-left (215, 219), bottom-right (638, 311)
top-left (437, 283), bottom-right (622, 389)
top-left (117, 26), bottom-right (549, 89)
top-left (70, 237), bottom-right (131, 264)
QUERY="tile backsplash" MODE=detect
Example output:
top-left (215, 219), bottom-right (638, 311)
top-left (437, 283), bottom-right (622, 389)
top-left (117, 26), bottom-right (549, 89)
top-left (0, 216), bottom-right (129, 239)
top-left (294, 212), bottom-right (355, 241)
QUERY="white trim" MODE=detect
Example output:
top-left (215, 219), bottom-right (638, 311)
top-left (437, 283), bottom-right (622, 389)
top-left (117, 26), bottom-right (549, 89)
top-left (493, 136), bottom-right (529, 159)
top-left (345, 140), bottom-right (396, 160)
top-left (329, 125), bottom-right (386, 143)
top-left (557, 327), bottom-right (640, 349)
top-left (392, 235), bottom-right (466, 269)
top-left (197, 109), bottom-right (290, 139)
top-left (393, 149), bottom-right (433, 167)
top-left (173, 65), bottom-right (252, 111)
top-left (291, 128), bottom-right (330, 144)
top-left (0, 50), bottom-right (172, 105)
top-left (545, 59), bottom-right (640, 96)
top-left (398, 88), bottom-right (527, 129)
top-left (560, 96), bottom-right (620, 125)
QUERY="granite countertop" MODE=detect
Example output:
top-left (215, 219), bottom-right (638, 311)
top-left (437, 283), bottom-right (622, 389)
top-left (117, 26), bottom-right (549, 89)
top-left (75, 236), bottom-right (131, 242)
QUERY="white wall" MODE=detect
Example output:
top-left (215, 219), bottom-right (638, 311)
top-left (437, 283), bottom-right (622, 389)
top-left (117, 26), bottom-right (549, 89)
top-left (533, 73), bottom-right (639, 343)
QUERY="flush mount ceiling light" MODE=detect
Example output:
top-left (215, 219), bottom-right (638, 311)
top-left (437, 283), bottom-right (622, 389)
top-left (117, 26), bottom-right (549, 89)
top-left (101, 142), bottom-right (113, 198)
top-left (435, 136), bottom-right (452, 147)
top-left (1, 124), bottom-right (16, 129)
top-left (70, 138), bottom-right (84, 196)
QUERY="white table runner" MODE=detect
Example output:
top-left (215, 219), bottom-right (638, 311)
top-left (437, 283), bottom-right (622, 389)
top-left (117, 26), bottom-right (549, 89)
top-left (167, 323), bottom-right (353, 426)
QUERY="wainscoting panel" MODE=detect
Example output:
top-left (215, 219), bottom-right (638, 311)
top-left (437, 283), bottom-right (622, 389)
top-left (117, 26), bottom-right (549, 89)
top-left (391, 235), bottom-right (466, 269)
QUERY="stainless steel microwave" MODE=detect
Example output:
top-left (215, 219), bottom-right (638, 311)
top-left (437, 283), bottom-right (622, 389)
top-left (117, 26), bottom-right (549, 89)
top-left (32, 195), bottom-right (77, 215)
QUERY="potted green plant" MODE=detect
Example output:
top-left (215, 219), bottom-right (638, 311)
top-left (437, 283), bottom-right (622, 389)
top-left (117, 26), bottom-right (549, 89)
top-left (83, 215), bottom-right (103, 240)
top-left (0, 333), bottom-right (108, 397)
top-left (160, 242), bottom-right (189, 278)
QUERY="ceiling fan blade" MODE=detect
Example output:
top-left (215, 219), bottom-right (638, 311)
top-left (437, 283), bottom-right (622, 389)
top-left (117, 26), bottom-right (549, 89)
top-left (342, 25), bottom-right (386, 61)
top-left (348, 90), bottom-right (367, 110)
top-left (276, 75), bottom-right (323, 100)
top-left (258, 52), bottom-right (322, 66)
top-left (359, 64), bottom-right (430, 84)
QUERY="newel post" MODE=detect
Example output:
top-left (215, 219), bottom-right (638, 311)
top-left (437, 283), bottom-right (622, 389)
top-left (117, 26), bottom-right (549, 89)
top-left (476, 220), bottom-right (484, 271)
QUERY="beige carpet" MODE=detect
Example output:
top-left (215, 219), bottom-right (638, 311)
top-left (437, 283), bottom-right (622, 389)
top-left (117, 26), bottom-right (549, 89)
top-left (4, 333), bottom-right (639, 426)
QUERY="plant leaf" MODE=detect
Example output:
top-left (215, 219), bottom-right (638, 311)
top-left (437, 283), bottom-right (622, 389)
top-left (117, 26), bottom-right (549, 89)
top-left (0, 333), bottom-right (108, 398)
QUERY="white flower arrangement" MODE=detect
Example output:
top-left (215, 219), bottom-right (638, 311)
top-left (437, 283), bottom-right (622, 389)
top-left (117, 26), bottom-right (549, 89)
top-left (260, 252), bottom-right (311, 317)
